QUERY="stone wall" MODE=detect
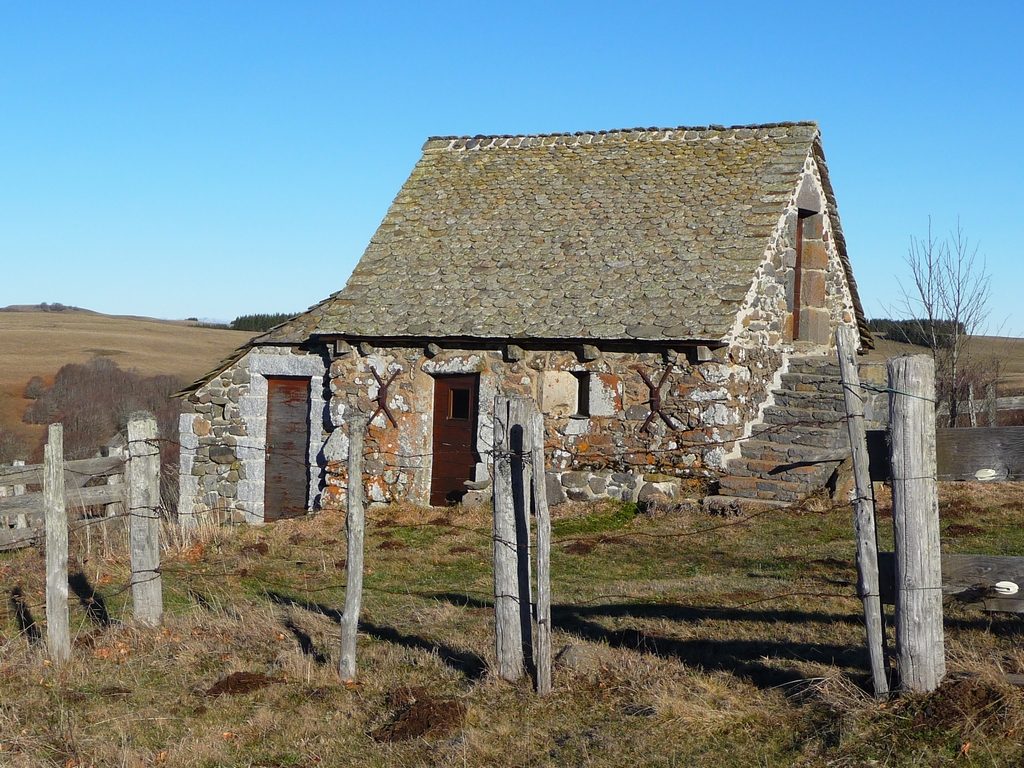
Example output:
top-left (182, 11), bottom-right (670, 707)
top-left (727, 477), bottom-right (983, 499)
top-left (319, 342), bottom-right (784, 508)
top-left (727, 153), bottom-right (858, 352)
top-left (178, 346), bottom-right (328, 525)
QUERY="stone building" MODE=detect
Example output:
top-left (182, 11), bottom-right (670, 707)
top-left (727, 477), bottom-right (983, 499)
top-left (175, 121), bottom-right (873, 524)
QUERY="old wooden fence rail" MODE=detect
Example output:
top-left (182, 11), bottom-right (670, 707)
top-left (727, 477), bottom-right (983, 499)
top-left (865, 425), bottom-right (1024, 483)
top-left (1, 414), bottom-right (163, 662)
top-left (0, 453), bottom-right (125, 552)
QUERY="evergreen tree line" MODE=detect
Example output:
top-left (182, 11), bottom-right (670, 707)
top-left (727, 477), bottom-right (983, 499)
top-left (229, 313), bottom-right (294, 332)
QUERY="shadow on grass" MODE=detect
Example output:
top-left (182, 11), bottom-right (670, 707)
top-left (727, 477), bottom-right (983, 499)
top-left (283, 618), bottom-right (329, 666)
top-left (424, 591), bottom-right (871, 690)
top-left (262, 590), bottom-right (486, 680)
top-left (68, 572), bottom-right (112, 627)
top-left (9, 587), bottom-right (41, 643)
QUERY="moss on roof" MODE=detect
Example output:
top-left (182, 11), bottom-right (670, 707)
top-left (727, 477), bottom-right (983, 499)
top-left (310, 122), bottom-right (865, 343)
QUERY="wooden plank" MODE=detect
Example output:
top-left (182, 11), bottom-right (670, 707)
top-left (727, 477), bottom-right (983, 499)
top-left (935, 426), bottom-right (1024, 481)
top-left (44, 425), bottom-right (70, 664)
top-left (836, 326), bottom-right (889, 697)
top-left (339, 414), bottom-right (366, 682)
top-left (127, 414), bottom-right (162, 626)
top-left (0, 455), bottom-right (122, 486)
top-left (0, 512), bottom-right (124, 552)
top-left (866, 426), bottom-right (1024, 483)
top-left (0, 526), bottom-right (41, 551)
top-left (530, 405), bottom-right (553, 696)
top-left (937, 395), bottom-right (1024, 416)
top-left (889, 355), bottom-right (945, 693)
top-left (0, 484), bottom-right (125, 518)
top-left (492, 395), bottom-right (524, 682)
top-left (879, 552), bottom-right (1024, 612)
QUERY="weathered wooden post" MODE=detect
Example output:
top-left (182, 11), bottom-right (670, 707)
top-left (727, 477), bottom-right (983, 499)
top-left (339, 414), bottom-right (366, 682)
top-left (509, 396), bottom-right (534, 665)
top-left (986, 383), bottom-right (998, 427)
top-left (44, 425), bottom-right (70, 663)
top-left (836, 327), bottom-right (889, 697)
top-left (127, 413), bottom-right (163, 626)
top-left (889, 355), bottom-right (945, 693)
top-left (530, 405), bottom-right (553, 696)
top-left (12, 459), bottom-right (25, 497)
top-left (492, 395), bottom-right (524, 681)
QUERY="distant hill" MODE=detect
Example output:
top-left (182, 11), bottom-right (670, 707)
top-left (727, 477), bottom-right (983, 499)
top-left (865, 335), bottom-right (1024, 393)
top-left (0, 302), bottom-right (95, 313)
top-left (0, 309), bottom-right (253, 458)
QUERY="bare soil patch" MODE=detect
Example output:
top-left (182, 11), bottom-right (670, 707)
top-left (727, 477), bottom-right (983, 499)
top-left (371, 686), bottom-right (466, 742)
top-left (206, 672), bottom-right (279, 697)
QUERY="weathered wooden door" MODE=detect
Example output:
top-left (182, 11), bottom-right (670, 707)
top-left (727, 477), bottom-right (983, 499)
top-left (430, 374), bottom-right (479, 506)
top-left (265, 376), bottom-right (310, 521)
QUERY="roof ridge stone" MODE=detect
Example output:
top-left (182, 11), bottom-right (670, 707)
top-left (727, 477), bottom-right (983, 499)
top-left (423, 121), bottom-right (819, 151)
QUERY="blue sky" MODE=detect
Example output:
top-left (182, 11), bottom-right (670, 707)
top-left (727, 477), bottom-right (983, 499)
top-left (1, 2), bottom-right (1021, 335)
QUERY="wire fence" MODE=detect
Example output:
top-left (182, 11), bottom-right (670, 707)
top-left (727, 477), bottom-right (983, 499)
top-left (0, 374), bottom-right (971, 654)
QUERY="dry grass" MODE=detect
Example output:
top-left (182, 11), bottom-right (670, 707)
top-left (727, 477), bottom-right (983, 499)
top-left (0, 310), bottom-right (251, 452)
top-left (869, 335), bottom-right (1024, 392)
top-left (3, 487), bottom-right (1024, 766)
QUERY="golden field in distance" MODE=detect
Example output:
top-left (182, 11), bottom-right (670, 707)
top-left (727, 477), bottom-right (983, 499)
top-left (0, 308), bottom-right (253, 452)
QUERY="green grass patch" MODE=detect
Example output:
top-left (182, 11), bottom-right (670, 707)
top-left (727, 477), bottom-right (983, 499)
top-left (551, 501), bottom-right (638, 537)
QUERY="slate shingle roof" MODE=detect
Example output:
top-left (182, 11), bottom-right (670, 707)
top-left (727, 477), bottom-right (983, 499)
top-left (310, 121), bottom-right (868, 344)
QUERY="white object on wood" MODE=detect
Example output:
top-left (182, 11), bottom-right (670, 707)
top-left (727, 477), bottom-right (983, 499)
top-left (889, 355), bottom-right (945, 693)
top-left (339, 414), bottom-right (366, 682)
top-left (44, 426), bottom-right (70, 663)
top-left (127, 414), bottom-right (163, 626)
top-left (836, 326), bottom-right (889, 697)
top-left (994, 581), bottom-right (1020, 596)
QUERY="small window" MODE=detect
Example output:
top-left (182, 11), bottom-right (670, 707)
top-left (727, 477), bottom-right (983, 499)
top-left (572, 372), bottom-right (590, 416)
top-left (449, 388), bottom-right (471, 420)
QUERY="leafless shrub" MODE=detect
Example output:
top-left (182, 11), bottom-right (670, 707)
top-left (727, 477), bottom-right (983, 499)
top-left (21, 357), bottom-right (185, 504)
top-left (0, 426), bottom-right (28, 464)
top-left (894, 220), bottom-right (999, 426)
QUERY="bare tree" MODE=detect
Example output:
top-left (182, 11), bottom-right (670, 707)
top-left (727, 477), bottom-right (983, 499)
top-left (897, 219), bottom-right (994, 427)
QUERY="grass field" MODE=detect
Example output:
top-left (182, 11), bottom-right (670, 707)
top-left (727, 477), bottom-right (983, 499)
top-left (0, 310), bottom-right (251, 455)
top-left (2, 486), bottom-right (1024, 767)
top-left (868, 335), bottom-right (1024, 393)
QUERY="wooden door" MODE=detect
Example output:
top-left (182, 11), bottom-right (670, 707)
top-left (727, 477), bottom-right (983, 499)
top-left (265, 376), bottom-right (310, 521)
top-left (430, 374), bottom-right (479, 506)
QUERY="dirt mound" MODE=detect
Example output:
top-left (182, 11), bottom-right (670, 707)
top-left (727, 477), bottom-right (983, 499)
top-left (911, 677), bottom-right (1007, 731)
top-left (564, 540), bottom-right (596, 555)
top-left (206, 671), bottom-right (278, 697)
top-left (371, 686), bottom-right (466, 742)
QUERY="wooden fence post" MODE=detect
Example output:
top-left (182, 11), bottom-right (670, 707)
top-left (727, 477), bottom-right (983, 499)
top-left (44, 425), bottom-right (70, 663)
top-left (12, 459), bottom-right (25, 497)
top-left (492, 395), bottom-right (524, 681)
top-left (127, 413), bottom-right (163, 626)
top-left (339, 414), bottom-right (366, 682)
top-left (530, 405), bottom-right (553, 696)
top-left (889, 355), bottom-right (945, 693)
top-left (509, 396), bottom-right (535, 666)
top-left (836, 327), bottom-right (889, 697)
